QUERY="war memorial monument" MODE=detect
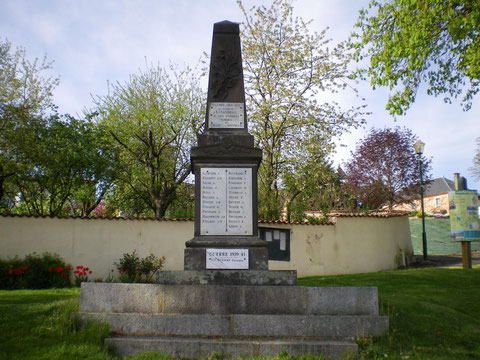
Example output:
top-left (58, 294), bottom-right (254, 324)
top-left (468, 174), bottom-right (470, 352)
top-left (79, 21), bottom-right (388, 359)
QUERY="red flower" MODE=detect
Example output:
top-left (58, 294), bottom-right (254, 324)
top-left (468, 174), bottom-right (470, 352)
top-left (8, 269), bottom-right (13, 274)
top-left (85, 267), bottom-right (89, 271)
top-left (96, 279), bottom-right (101, 282)
top-left (76, 266), bottom-right (82, 270)
top-left (22, 266), bottom-right (28, 271)
top-left (89, 271), bottom-right (92, 274)
top-left (15, 268), bottom-right (22, 275)
top-left (66, 266), bottom-right (70, 270)
top-left (111, 269), bottom-right (114, 272)
top-left (49, 267), bottom-right (53, 272)
top-left (62, 272), bottom-right (68, 278)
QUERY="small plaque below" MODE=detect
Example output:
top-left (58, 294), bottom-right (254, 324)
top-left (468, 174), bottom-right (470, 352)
top-left (209, 102), bottom-right (244, 129)
top-left (206, 248), bottom-right (249, 269)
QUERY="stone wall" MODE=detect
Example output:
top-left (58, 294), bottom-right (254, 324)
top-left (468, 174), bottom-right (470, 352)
top-left (0, 214), bottom-right (413, 278)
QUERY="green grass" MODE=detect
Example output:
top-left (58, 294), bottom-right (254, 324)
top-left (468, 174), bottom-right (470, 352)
top-left (300, 266), bottom-right (480, 359)
top-left (1, 267), bottom-right (479, 360)
top-left (409, 218), bottom-right (480, 254)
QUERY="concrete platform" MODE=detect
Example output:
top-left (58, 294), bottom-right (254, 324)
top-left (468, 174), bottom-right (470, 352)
top-left (79, 282), bottom-right (388, 359)
top-left (79, 283), bottom-right (381, 316)
top-left (105, 336), bottom-right (358, 359)
top-left (155, 270), bottom-right (297, 286)
top-left (79, 313), bottom-right (388, 338)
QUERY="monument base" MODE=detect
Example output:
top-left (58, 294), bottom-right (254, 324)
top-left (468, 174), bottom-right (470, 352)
top-left (79, 283), bottom-right (389, 359)
top-left (155, 270), bottom-right (297, 286)
top-left (184, 247), bottom-right (268, 270)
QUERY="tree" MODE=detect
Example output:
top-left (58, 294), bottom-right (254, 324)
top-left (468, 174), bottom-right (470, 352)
top-left (284, 159), bottom-right (355, 222)
top-left (0, 38), bottom-right (59, 210)
top-left (349, 0), bottom-right (480, 116)
top-left (238, 0), bottom-right (366, 219)
top-left (13, 114), bottom-right (117, 217)
top-left (343, 127), bottom-right (431, 209)
top-left (94, 63), bottom-right (204, 218)
top-left (471, 137), bottom-right (480, 181)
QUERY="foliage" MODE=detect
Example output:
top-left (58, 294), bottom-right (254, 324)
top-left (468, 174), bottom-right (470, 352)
top-left (238, 0), bottom-right (366, 219)
top-left (94, 63), bottom-right (204, 218)
top-left (114, 250), bottom-right (165, 283)
top-left (0, 252), bottom-right (72, 289)
top-left (73, 265), bottom-right (93, 287)
top-left (299, 266), bottom-right (480, 359)
top-left (0, 38), bottom-right (59, 212)
top-left (9, 114), bottom-right (117, 216)
top-left (163, 182), bottom-right (195, 218)
top-left (349, 0), bottom-right (480, 116)
top-left (343, 127), bottom-right (431, 209)
top-left (284, 160), bottom-right (357, 222)
top-left (471, 137), bottom-right (480, 181)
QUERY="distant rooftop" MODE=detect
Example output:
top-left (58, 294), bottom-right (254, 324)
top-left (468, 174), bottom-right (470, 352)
top-left (425, 177), bottom-right (455, 196)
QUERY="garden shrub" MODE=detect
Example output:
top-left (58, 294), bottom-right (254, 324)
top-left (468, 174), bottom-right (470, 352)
top-left (0, 252), bottom-right (72, 289)
top-left (114, 250), bottom-right (165, 283)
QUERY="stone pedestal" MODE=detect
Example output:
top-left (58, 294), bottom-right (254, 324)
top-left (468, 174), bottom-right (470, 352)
top-left (79, 283), bottom-right (389, 359)
top-left (80, 283), bottom-right (388, 358)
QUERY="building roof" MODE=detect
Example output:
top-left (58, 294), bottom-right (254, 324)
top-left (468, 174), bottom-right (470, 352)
top-left (424, 177), bottom-right (455, 196)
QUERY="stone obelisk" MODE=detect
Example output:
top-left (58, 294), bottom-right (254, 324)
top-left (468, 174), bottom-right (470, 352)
top-left (79, 22), bottom-right (389, 358)
top-left (185, 21), bottom-right (267, 270)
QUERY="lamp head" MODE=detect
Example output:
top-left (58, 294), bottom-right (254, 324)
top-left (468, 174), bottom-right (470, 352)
top-left (413, 140), bottom-right (425, 155)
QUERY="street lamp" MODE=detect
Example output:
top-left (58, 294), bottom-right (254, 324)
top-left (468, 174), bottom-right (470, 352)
top-left (413, 140), bottom-right (427, 260)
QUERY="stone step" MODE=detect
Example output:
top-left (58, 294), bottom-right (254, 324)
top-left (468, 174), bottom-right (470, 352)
top-left (80, 283), bottom-right (380, 315)
top-left (79, 313), bottom-right (389, 338)
top-left (105, 336), bottom-right (358, 359)
top-left (155, 270), bottom-right (297, 286)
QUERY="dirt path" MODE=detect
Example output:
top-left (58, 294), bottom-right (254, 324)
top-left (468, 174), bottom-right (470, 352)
top-left (409, 251), bottom-right (480, 268)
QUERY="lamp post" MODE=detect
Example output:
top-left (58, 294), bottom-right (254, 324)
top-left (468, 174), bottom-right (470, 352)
top-left (413, 140), bottom-right (427, 260)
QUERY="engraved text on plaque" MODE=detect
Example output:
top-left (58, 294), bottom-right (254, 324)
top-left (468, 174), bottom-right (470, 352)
top-left (208, 103), bottom-right (244, 129)
top-left (206, 248), bottom-right (249, 269)
top-left (200, 167), bottom-right (252, 235)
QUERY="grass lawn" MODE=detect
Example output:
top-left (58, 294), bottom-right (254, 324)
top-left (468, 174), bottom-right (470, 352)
top-left (1, 267), bottom-right (479, 360)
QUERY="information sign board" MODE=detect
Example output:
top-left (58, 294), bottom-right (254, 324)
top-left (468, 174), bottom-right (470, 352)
top-left (449, 190), bottom-right (480, 241)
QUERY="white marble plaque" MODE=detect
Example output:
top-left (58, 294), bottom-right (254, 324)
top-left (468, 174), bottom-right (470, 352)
top-left (200, 167), bottom-right (252, 235)
top-left (206, 248), bottom-right (249, 269)
top-left (208, 102), bottom-right (244, 129)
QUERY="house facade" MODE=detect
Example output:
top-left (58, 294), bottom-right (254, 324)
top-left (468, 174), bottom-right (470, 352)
top-left (393, 177), bottom-right (455, 215)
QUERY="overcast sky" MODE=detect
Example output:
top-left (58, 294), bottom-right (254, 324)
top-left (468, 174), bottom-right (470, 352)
top-left (1, 0), bottom-right (479, 191)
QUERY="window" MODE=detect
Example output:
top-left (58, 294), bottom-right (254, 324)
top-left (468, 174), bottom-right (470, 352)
top-left (435, 197), bottom-right (441, 206)
top-left (259, 227), bottom-right (290, 261)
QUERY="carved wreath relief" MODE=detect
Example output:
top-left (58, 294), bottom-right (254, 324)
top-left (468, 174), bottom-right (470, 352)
top-left (211, 44), bottom-right (241, 100)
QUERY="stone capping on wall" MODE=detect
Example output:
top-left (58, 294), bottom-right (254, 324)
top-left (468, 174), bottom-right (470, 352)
top-left (327, 210), bottom-right (411, 218)
top-left (0, 210), bottom-right (410, 224)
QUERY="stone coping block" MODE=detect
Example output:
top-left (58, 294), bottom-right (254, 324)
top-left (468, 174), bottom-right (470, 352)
top-left (79, 313), bottom-right (389, 338)
top-left (155, 270), bottom-right (297, 286)
top-left (79, 283), bottom-right (380, 316)
top-left (105, 336), bottom-right (357, 359)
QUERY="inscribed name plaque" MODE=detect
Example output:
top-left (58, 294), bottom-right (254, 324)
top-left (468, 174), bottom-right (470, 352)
top-left (201, 167), bottom-right (252, 236)
top-left (206, 248), bottom-right (249, 269)
top-left (208, 102), bottom-right (244, 129)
